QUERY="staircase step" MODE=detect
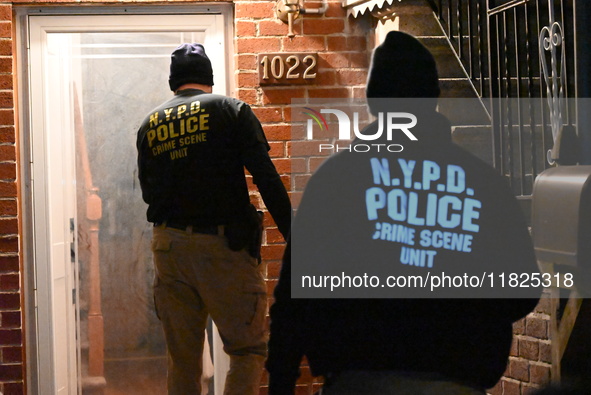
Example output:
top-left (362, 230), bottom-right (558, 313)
top-left (451, 126), bottom-right (493, 165)
top-left (398, 14), bottom-right (442, 36)
top-left (82, 376), bottom-right (107, 395)
top-left (393, 0), bottom-right (435, 14)
top-left (439, 78), bottom-right (478, 98)
top-left (437, 96), bottom-right (490, 126)
top-left (419, 37), bottom-right (467, 79)
top-left (495, 124), bottom-right (548, 177)
top-left (447, 37), bottom-right (490, 78)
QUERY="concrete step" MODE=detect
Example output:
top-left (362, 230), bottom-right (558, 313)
top-left (398, 13), bottom-right (443, 36)
top-left (496, 124), bottom-right (548, 175)
top-left (448, 37), bottom-right (489, 78)
top-left (420, 37), bottom-right (467, 79)
top-left (437, 95), bottom-right (490, 126)
top-left (439, 78), bottom-right (478, 98)
top-left (396, 0), bottom-right (442, 36)
top-left (451, 126), bottom-right (493, 165)
top-left (393, 0), bottom-right (494, 171)
top-left (82, 376), bottom-right (107, 395)
top-left (394, 0), bottom-right (434, 14)
top-left (492, 78), bottom-right (544, 98)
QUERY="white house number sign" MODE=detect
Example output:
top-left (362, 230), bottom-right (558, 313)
top-left (258, 53), bottom-right (318, 85)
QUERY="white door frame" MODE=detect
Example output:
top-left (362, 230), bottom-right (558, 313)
top-left (16, 7), bottom-right (234, 394)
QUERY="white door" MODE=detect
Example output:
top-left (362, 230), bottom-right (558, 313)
top-left (24, 12), bottom-right (230, 394)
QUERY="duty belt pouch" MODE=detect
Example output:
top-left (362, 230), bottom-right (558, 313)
top-left (250, 210), bottom-right (264, 264)
top-left (225, 204), bottom-right (264, 263)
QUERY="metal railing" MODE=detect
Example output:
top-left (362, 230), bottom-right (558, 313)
top-left (430, 0), bottom-right (490, 99)
top-left (427, 0), bottom-right (577, 197)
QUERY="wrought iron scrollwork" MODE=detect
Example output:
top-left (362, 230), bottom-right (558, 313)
top-left (539, 2), bottom-right (567, 165)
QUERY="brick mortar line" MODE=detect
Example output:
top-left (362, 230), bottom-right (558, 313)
top-left (527, 312), bottom-right (550, 319)
top-left (529, 361), bottom-right (552, 366)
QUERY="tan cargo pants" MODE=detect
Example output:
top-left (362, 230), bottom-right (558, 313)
top-left (152, 225), bottom-right (268, 395)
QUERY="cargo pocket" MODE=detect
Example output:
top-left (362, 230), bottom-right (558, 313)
top-left (151, 235), bottom-right (172, 253)
top-left (153, 276), bottom-right (162, 320)
top-left (242, 282), bottom-right (267, 327)
top-left (151, 234), bottom-right (172, 321)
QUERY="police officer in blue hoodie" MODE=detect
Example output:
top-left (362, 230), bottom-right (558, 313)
top-left (266, 31), bottom-right (540, 395)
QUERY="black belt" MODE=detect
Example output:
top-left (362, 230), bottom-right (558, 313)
top-left (154, 221), bottom-right (224, 235)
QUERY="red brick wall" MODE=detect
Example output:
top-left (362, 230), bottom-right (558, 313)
top-left (234, 1), bottom-right (372, 392)
top-left (489, 297), bottom-right (553, 395)
top-left (0, 3), bottom-right (24, 394)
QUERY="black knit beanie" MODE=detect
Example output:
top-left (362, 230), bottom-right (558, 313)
top-left (366, 31), bottom-right (440, 113)
top-left (169, 43), bottom-right (214, 91)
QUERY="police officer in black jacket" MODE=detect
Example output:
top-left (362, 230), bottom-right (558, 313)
top-left (266, 31), bottom-right (540, 394)
top-left (137, 43), bottom-right (291, 395)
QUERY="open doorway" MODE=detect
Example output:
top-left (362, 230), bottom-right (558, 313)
top-left (19, 10), bottom-right (232, 394)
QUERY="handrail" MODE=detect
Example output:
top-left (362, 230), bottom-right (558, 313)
top-left (488, 0), bottom-right (529, 16)
top-left (428, 0), bottom-right (576, 196)
top-left (74, 84), bottom-right (106, 391)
